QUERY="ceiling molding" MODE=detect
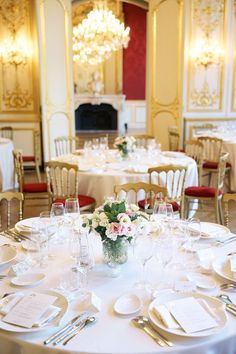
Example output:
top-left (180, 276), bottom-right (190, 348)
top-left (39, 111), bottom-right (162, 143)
top-left (72, 0), bottom-right (149, 10)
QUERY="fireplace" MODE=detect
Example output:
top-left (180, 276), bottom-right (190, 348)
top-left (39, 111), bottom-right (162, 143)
top-left (74, 94), bottom-right (126, 133)
top-left (75, 103), bottom-right (117, 131)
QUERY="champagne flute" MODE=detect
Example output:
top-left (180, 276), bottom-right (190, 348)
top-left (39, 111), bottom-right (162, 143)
top-left (133, 235), bottom-right (153, 290)
top-left (50, 202), bottom-right (65, 242)
top-left (65, 198), bottom-right (81, 229)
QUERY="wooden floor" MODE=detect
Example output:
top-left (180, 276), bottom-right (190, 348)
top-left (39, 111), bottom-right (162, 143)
top-left (1, 169), bottom-right (235, 233)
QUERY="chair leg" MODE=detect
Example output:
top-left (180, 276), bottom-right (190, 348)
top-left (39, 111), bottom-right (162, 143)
top-left (216, 199), bottom-right (220, 224)
top-left (35, 163), bottom-right (41, 183)
top-left (219, 199), bottom-right (224, 225)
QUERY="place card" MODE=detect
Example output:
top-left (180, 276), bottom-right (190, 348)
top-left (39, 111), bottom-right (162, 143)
top-left (166, 297), bottom-right (218, 333)
top-left (2, 293), bottom-right (57, 328)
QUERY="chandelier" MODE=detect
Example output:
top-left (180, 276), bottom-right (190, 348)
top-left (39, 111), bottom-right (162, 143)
top-left (72, 1), bottom-right (130, 66)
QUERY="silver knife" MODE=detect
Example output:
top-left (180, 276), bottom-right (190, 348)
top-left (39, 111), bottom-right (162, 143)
top-left (226, 304), bottom-right (236, 315)
top-left (44, 312), bottom-right (89, 345)
top-left (62, 316), bottom-right (96, 346)
top-left (53, 317), bottom-right (88, 346)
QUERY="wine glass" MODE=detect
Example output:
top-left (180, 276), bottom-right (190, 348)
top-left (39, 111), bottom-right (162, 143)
top-left (133, 235), bottom-right (153, 290)
top-left (39, 211), bottom-right (57, 259)
top-left (65, 198), bottom-right (81, 229)
top-left (154, 235), bottom-right (174, 289)
top-left (187, 218), bottom-right (201, 252)
top-left (51, 202), bottom-right (65, 242)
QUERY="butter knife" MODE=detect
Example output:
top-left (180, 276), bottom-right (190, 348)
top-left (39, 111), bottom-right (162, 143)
top-left (53, 317), bottom-right (88, 346)
top-left (44, 312), bottom-right (89, 345)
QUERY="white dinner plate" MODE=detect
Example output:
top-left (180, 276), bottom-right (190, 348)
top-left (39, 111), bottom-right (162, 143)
top-left (11, 273), bottom-right (46, 287)
top-left (114, 293), bottom-right (142, 315)
top-left (212, 257), bottom-right (236, 283)
top-left (15, 217), bottom-right (39, 235)
top-left (162, 151), bottom-right (186, 158)
top-left (0, 290), bottom-right (68, 332)
top-left (0, 245), bottom-right (17, 266)
top-left (186, 272), bottom-right (216, 290)
top-left (197, 222), bottom-right (230, 239)
top-left (148, 292), bottom-right (227, 337)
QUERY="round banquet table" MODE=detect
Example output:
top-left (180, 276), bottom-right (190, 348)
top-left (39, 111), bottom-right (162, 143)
top-left (56, 149), bottom-right (198, 206)
top-left (0, 137), bottom-right (15, 191)
top-left (0, 223), bottom-right (236, 354)
top-left (193, 130), bottom-right (236, 191)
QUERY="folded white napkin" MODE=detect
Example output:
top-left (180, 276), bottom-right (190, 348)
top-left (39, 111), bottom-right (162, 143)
top-left (153, 304), bottom-right (180, 329)
top-left (0, 293), bottom-right (24, 315)
top-left (0, 293), bottom-right (61, 327)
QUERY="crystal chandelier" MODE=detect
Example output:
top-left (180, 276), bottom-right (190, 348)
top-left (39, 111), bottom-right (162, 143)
top-left (72, 1), bottom-right (130, 66)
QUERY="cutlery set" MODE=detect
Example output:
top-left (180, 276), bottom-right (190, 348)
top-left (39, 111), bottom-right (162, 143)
top-left (1, 229), bottom-right (29, 242)
top-left (44, 312), bottom-right (96, 346)
top-left (216, 294), bottom-right (236, 316)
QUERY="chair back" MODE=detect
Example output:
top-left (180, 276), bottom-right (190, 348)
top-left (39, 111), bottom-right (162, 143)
top-left (33, 130), bottom-right (41, 164)
top-left (217, 152), bottom-right (229, 192)
top-left (1, 126), bottom-right (13, 140)
top-left (168, 126), bottom-right (180, 151)
top-left (46, 161), bottom-right (79, 200)
top-left (185, 140), bottom-right (204, 185)
top-left (54, 136), bottom-right (79, 156)
top-left (148, 165), bottom-right (187, 202)
top-left (197, 136), bottom-right (222, 162)
top-left (0, 192), bottom-right (24, 230)
top-left (12, 149), bottom-right (24, 192)
top-left (114, 182), bottom-right (167, 208)
top-left (222, 193), bottom-right (236, 228)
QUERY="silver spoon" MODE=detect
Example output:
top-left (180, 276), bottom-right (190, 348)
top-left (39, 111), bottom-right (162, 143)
top-left (132, 317), bottom-right (165, 347)
top-left (217, 294), bottom-right (236, 307)
top-left (62, 316), bottom-right (96, 345)
top-left (137, 316), bottom-right (173, 347)
top-left (220, 283), bottom-right (236, 291)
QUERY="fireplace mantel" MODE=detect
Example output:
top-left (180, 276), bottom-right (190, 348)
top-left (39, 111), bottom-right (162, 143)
top-left (74, 94), bottom-right (126, 132)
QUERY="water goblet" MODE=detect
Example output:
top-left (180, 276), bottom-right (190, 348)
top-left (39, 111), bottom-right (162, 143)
top-left (133, 235), bottom-right (153, 290)
top-left (50, 202), bottom-right (65, 242)
top-left (65, 197), bottom-right (81, 229)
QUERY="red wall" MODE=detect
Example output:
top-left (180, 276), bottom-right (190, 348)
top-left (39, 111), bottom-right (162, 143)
top-left (123, 3), bottom-right (147, 100)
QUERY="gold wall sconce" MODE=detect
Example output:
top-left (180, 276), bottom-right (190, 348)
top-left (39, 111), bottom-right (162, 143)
top-left (189, 37), bottom-right (224, 69)
top-left (0, 36), bottom-right (31, 67)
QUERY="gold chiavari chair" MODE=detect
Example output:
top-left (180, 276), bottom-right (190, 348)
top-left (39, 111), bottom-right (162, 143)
top-left (0, 192), bottom-right (24, 230)
top-left (184, 152), bottom-right (229, 224)
top-left (0, 126), bottom-right (13, 140)
top-left (147, 165), bottom-right (187, 218)
top-left (114, 182), bottom-right (167, 210)
top-left (185, 140), bottom-right (204, 185)
top-left (222, 193), bottom-right (236, 228)
top-left (45, 160), bottom-right (96, 211)
top-left (54, 136), bottom-right (79, 156)
top-left (168, 126), bottom-right (180, 151)
top-left (22, 130), bottom-right (41, 182)
top-left (12, 149), bottom-right (48, 204)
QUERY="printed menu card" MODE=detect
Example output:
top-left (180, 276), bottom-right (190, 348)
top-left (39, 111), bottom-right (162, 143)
top-left (2, 293), bottom-right (57, 328)
top-left (166, 297), bottom-right (218, 333)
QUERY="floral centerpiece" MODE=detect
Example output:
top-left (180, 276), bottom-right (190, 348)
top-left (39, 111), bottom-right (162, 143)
top-left (114, 135), bottom-right (136, 158)
top-left (83, 199), bottom-right (149, 268)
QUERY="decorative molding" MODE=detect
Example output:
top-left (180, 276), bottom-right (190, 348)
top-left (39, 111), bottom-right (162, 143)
top-left (191, 81), bottom-right (218, 107)
top-left (3, 85), bottom-right (32, 109)
top-left (0, 0), bottom-right (28, 34)
top-left (151, 97), bottom-right (180, 121)
top-left (193, 0), bottom-right (224, 35)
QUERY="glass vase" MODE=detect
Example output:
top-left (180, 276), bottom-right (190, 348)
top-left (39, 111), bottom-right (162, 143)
top-left (102, 238), bottom-right (129, 277)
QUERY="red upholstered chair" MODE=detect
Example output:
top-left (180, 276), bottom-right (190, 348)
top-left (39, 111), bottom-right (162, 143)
top-left (22, 130), bottom-right (41, 182)
top-left (45, 161), bottom-right (96, 211)
top-left (197, 136), bottom-right (231, 189)
top-left (114, 182), bottom-right (167, 210)
top-left (185, 140), bottom-right (204, 185)
top-left (222, 193), bottom-right (236, 228)
top-left (0, 126), bottom-right (13, 140)
top-left (12, 149), bottom-right (48, 204)
top-left (184, 152), bottom-right (229, 224)
top-left (144, 165), bottom-right (187, 218)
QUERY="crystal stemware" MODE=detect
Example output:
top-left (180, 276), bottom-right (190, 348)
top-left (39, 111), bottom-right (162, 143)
top-left (133, 235), bottom-right (153, 290)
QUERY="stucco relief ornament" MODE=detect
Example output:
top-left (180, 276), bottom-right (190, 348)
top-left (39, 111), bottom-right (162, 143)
top-left (87, 71), bottom-right (104, 96)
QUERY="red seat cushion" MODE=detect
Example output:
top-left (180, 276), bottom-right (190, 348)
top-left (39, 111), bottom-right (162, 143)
top-left (138, 199), bottom-right (180, 212)
top-left (185, 186), bottom-right (223, 198)
top-left (54, 195), bottom-right (95, 208)
top-left (23, 182), bottom-right (47, 193)
top-left (22, 156), bottom-right (35, 162)
top-left (203, 161), bottom-right (232, 169)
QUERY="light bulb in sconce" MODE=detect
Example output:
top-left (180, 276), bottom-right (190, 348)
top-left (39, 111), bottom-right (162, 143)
top-left (189, 38), bottom-right (224, 69)
top-left (0, 36), bottom-right (32, 66)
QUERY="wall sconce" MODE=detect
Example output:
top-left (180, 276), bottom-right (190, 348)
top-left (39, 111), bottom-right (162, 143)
top-left (190, 37), bottom-right (224, 69)
top-left (0, 36), bottom-right (31, 67)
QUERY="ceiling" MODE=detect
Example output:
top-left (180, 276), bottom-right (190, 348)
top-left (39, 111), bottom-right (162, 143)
top-left (71, 0), bottom-right (149, 10)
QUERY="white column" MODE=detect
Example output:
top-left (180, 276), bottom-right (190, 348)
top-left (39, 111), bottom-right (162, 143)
top-left (35, 0), bottom-right (74, 160)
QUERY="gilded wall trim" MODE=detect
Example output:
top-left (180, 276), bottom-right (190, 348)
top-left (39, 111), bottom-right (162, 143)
top-left (150, 0), bottom-right (183, 127)
top-left (187, 0), bottom-right (225, 112)
top-left (231, 0), bottom-right (236, 112)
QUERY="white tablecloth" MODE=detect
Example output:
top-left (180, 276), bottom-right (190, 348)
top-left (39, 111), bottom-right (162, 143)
top-left (0, 226), bottom-right (236, 354)
top-left (0, 138), bottom-right (15, 191)
top-left (56, 150), bottom-right (198, 206)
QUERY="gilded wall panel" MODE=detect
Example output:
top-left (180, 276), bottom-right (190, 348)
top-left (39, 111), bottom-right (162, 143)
top-left (187, 0), bottom-right (225, 112)
top-left (0, 0), bottom-right (39, 116)
top-left (232, 0), bottom-right (236, 112)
